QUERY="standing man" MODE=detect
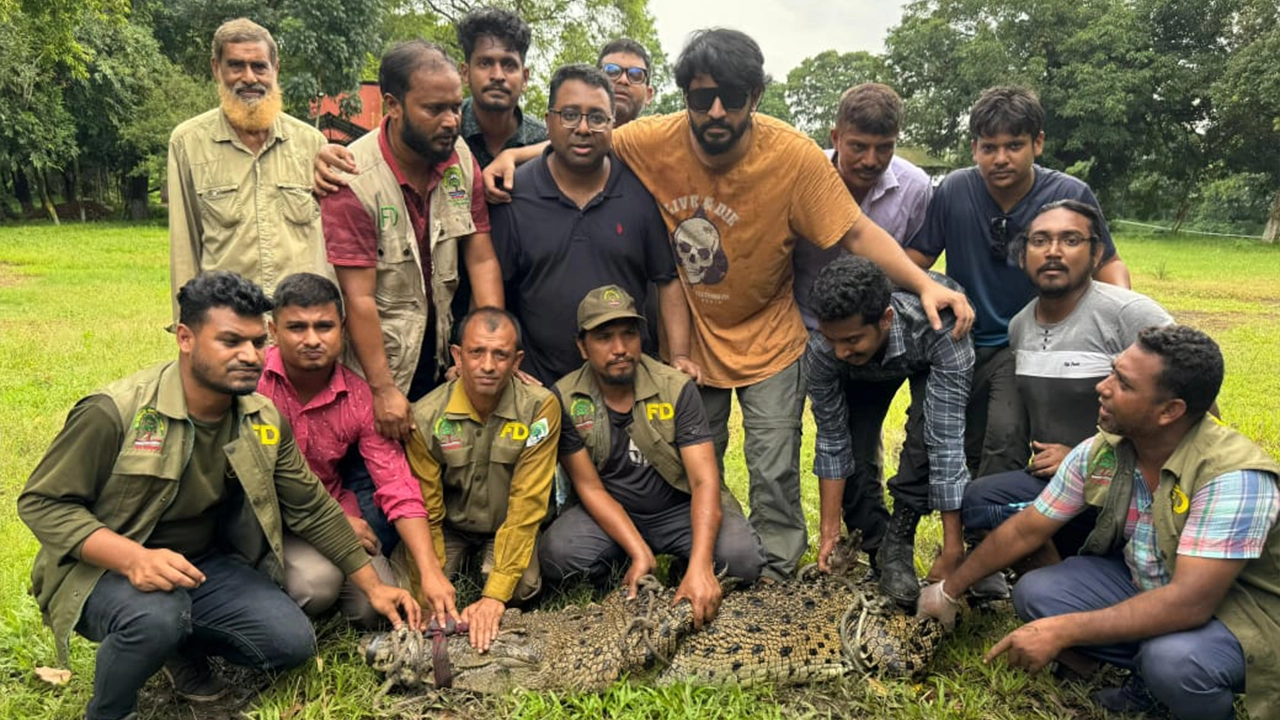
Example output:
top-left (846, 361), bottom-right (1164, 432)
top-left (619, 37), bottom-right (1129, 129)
top-left (457, 6), bottom-right (547, 169)
top-left (259, 272), bottom-right (458, 628)
top-left (320, 41), bottom-right (503, 443)
top-left (907, 86), bottom-right (1131, 480)
top-left (539, 286), bottom-right (766, 627)
top-left (489, 64), bottom-right (690, 386)
top-left (793, 83), bottom-right (935, 578)
top-left (168, 18), bottom-right (329, 324)
top-left (405, 308), bottom-right (559, 652)
top-left (962, 200), bottom-right (1172, 570)
top-left (920, 326), bottom-right (1280, 720)
top-left (18, 273), bottom-right (418, 720)
top-left (806, 256), bottom-right (973, 606)
top-left (598, 38), bottom-right (655, 126)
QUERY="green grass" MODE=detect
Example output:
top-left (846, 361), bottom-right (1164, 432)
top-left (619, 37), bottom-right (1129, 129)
top-left (2, 222), bottom-right (1278, 718)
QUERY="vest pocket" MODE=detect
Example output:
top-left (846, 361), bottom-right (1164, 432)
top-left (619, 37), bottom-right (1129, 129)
top-left (196, 185), bottom-right (242, 230)
top-left (277, 183), bottom-right (320, 225)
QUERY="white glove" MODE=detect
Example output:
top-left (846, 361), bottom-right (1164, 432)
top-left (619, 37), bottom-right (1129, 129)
top-left (916, 580), bottom-right (961, 631)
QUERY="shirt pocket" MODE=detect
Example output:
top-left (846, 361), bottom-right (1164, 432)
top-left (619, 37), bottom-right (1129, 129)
top-left (107, 453), bottom-right (180, 518)
top-left (277, 182), bottom-right (320, 225)
top-left (196, 184), bottom-right (242, 231)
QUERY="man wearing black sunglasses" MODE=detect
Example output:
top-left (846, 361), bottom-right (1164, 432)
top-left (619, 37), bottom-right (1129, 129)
top-left (598, 38), bottom-right (655, 126)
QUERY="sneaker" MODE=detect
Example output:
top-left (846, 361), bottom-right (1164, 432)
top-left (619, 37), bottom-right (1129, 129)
top-left (163, 656), bottom-right (231, 703)
top-left (968, 571), bottom-right (1011, 600)
top-left (1091, 674), bottom-right (1157, 714)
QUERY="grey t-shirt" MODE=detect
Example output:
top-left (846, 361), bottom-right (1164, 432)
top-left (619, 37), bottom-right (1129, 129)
top-left (559, 382), bottom-right (711, 515)
top-left (1009, 281), bottom-right (1173, 446)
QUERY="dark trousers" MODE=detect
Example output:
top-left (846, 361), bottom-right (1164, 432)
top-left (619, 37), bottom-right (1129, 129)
top-left (76, 553), bottom-right (316, 720)
top-left (967, 345), bottom-right (1029, 477)
top-left (339, 448), bottom-right (399, 555)
top-left (1014, 555), bottom-right (1245, 720)
top-left (837, 376), bottom-right (901, 551)
top-left (961, 469), bottom-right (1097, 557)
top-left (538, 500), bottom-right (767, 585)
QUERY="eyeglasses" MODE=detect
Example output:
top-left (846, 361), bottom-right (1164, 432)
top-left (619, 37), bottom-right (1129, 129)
top-left (685, 86), bottom-right (751, 113)
top-left (548, 107), bottom-right (613, 132)
top-left (1026, 233), bottom-right (1093, 249)
top-left (988, 214), bottom-right (1012, 262)
top-left (601, 62), bottom-right (648, 85)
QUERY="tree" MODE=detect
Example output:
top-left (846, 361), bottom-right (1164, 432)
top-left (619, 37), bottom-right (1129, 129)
top-left (1212, 22), bottom-right (1280, 241)
top-left (783, 51), bottom-right (889, 145)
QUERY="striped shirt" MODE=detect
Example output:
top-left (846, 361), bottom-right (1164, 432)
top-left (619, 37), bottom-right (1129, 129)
top-left (805, 276), bottom-right (974, 511)
top-left (1035, 438), bottom-right (1280, 590)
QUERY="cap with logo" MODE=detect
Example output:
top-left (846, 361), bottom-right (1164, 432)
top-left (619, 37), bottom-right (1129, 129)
top-left (577, 284), bottom-right (647, 332)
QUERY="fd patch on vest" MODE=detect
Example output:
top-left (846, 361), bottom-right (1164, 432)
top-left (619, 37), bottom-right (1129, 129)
top-left (252, 424), bottom-right (279, 445)
top-left (501, 422), bottom-right (529, 441)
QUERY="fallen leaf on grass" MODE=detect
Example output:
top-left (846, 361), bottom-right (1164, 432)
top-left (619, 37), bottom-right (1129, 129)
top-left (35, 667), bottom-right (72, 685)
top-left (281, 701), bottom-right (305, 719)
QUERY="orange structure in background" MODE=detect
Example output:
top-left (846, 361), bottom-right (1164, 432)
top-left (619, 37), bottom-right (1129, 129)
top-left (310, 82), bottom-right (384, 144)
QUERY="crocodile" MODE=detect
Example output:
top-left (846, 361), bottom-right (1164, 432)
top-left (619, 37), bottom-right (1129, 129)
top-left (362, 537), bottom-right (944, 694)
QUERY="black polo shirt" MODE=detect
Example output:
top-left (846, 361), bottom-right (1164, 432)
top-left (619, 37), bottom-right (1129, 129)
top-left (491, 149), bottom-right (677, 385)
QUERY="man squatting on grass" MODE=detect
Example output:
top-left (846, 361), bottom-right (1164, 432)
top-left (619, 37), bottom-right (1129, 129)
top-left (919, 326), bottom-right (1280, 720)
top-left (19, 273), bottom-right (420, 720)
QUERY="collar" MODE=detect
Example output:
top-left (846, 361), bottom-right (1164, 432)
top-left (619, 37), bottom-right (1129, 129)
top-left (443, 376), bottom-right (520, 422)
top-left (461, 98), bottom-right (530, 143)
top-left (531, 147), bottom-right (624, 202)
top-left (377, 116), bottom-right (456, 191)
top-left (828, 150), bottom-right (901, 206)
top-left (262, 346), bottom-right (347, 406)
top-left (156, 359), bottom-right (269, 421)
top-left (879, 311), bottom-right (910, 365)
top-left (210, 108), bottom-right (284, 150)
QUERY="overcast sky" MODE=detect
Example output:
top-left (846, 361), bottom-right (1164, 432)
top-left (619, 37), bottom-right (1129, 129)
top-left (646, 1), bottom-right (908, 77)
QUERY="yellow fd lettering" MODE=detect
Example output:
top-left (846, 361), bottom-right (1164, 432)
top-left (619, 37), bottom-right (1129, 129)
top-left (501, 422), bottom-right (529, 441)
top-left (252, 424), bottom-right (280, 445)
top-left (646, 403), bottom-right (674, 421)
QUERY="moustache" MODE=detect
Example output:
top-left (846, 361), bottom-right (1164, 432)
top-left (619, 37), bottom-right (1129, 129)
top-left (483, 84), bottom-right (510, 94)
top-left (1038, 263), bottom-right (1069, 274)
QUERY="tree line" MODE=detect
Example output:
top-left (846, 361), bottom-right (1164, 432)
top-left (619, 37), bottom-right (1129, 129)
top-left (2, 0), bottom-right (1276, 240)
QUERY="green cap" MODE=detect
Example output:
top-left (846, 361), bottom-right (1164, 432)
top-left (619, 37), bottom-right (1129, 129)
top-left (577, 284), bottom-right (646, 332)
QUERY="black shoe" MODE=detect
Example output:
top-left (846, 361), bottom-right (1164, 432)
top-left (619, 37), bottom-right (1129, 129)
top-left (163, 655), bottom-right (231, 703)
top-left (1091, 674), bottom-right (1157, 714)
top-left (877, 507), bottom-right (923, 607)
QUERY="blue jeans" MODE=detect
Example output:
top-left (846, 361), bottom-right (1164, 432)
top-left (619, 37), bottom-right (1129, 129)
top-left (1014, 555), bottom-right (1246, 720)
top-left (961, 469), bottom-right (1097, 557)
top-left (75, 553), bottom-right (317, 720)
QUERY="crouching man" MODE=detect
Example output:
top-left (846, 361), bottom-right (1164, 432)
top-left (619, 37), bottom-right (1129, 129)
top-left (257, 272), bottom-right (455, 628)
top-left (919, 326), bottom-right (1280, 720)
top-left (19, 273), bottom-right (418, 720)
top-left (539, 286), bottom-right (766, 627)
top-left (405, 307), bottom-right (559, 652)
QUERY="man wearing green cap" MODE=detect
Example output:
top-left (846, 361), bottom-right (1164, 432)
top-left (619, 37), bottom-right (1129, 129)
top-left (539, 285), bottom-right (765, 628)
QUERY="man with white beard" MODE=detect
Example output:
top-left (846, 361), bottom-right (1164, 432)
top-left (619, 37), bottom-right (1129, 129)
top-left (167, 18), bottom-right (330, 324)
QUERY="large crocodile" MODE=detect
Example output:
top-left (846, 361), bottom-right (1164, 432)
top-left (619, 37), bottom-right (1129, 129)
top-left (362, 538), bottom-right (944, 694)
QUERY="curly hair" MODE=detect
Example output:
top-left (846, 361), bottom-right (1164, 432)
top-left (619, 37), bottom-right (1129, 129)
top-left (810, 255), bottom-right (892, 326)
top-left (457, 7), bottom-right (532, 62)
top-left (177, 272), bottom-right (273, 329)
top-left (969, 85), bottom-right (1043, 140)
top-left (1136, 325), bottom-right (1223, 417)
top-left (674, 28), bottom-right (767, 94)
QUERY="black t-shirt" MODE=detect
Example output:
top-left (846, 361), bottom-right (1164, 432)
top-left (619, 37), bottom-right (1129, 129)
top-left (559, 382), bottom-right (711, 515)
top-left (490, 150), bottom-right (678, 385)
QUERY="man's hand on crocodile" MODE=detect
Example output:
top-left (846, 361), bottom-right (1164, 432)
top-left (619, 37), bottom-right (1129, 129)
top-left (623, 547), bottom-right (658, 599)
top-left (421, 567), bottom-right (461, 630)
top-left (674, 561), bottom-right (722, 629)
top-left (461, 596), bottom-right (506, 653)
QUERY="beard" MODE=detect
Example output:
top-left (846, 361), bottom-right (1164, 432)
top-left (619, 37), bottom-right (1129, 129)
top-left (192, 351), bottom-right (262, 397)
top-left (219, 81), bottom-right (283, 133)
top-left (401, 118), bottom-right (456, 165)
top-left (691, 113), bottom-right (751, 156)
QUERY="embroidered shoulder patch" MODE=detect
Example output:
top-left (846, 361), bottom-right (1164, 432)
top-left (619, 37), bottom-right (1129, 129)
top-left (1170, 486), bottom-right (1190, 514)
top-left (442, 165), bottom-right (468, 207)
top-left (131, 407), bottom-right (166, 453)
top-left (435, 417), bottom-right (464, 451)
top-left (1087, 445), bottom-right (1117, 486)
top-left (526, 418), bottom-right (550, 447)
top-left (570, 397), bottom-right (595, 433)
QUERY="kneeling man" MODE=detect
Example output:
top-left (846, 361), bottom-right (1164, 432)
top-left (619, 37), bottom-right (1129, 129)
top-left (405, 308), bottom-right (559, 652)
top-left (19, 272), bottom-right (417, 720)
top-left (920, 326), bottom-right (1280, 720)
top-left (539, 286), bottom-right (766, 627)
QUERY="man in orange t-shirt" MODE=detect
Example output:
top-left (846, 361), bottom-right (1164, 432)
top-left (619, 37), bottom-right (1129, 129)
top-left (450, 30), bottom-right (973, 579)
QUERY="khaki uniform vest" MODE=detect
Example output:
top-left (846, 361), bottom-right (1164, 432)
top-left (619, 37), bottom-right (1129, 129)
top-left (342, 131), bottom-right (477, 392)
top-left (411, 377), bottom-right (555, 533)
top-left (1077, 418), bottom-right (1280, 718)
top-left (555, 355), bottom-right (740, 510)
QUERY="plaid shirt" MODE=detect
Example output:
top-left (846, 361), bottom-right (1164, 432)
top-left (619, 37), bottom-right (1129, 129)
top-left (1036, 438), bottom-right (1280, 590)
top-left (805, 279), bottom-right (975, 511)
top-left (460, 98), bottom-right (548, 169)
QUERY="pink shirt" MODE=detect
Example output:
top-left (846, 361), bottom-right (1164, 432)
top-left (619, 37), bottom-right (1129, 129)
top-left (258, 347), bottom-right (426, 522)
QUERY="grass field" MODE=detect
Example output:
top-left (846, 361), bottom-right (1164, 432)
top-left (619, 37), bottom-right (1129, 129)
top-left (1, 222), bottom-right (1277, 719)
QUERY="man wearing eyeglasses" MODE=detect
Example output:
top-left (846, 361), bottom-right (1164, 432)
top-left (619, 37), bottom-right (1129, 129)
top-left (960, 200), bottom-right (1171, 583)
top-left (488, 64), bottom-right (693, 388)
top-left (597, 38), bottom-right (655, 126)
top-left (904, 85), bottom-right (1130, 499)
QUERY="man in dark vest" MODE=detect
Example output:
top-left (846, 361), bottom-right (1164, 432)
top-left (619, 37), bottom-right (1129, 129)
top-left (918, 325), bottom-right (1280, 720)
top-left (539, 285), bottom-right (766, 627)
